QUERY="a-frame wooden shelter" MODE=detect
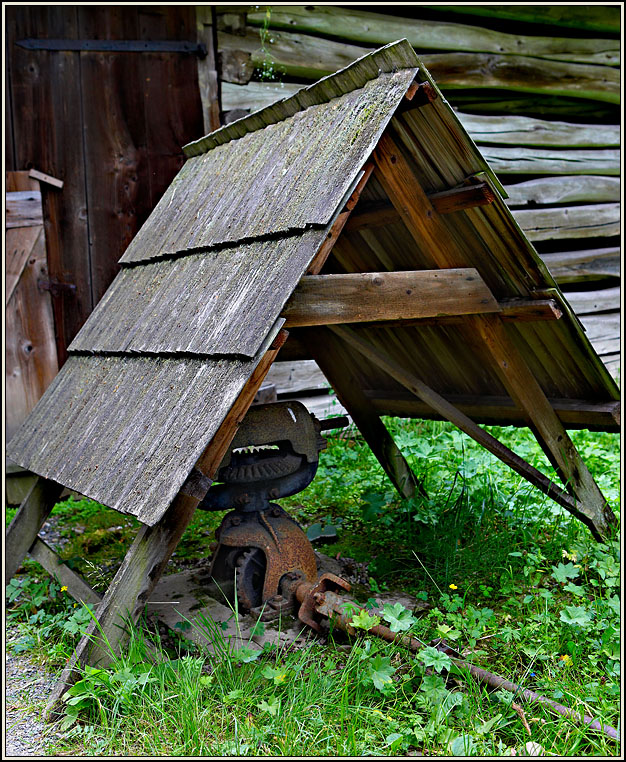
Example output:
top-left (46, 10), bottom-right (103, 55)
top-left (6, 40), bottom-right (619, 715)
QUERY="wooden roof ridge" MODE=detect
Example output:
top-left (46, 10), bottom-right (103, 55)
top-left (183, 38), bottom-right (420, 157)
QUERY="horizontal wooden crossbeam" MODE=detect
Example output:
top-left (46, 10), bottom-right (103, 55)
top-left (365, 391), bottom-right (620, 432)
top-left (282, 268), bottom-right (498, 326)
top-left (345, 184), bottom-right (496, 231)
top-left (281, 270), bottom-right (563, 328)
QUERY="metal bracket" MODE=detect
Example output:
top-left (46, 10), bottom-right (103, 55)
top-left (38, 278), bottom-right (77, 298)
top-left (17, 39), bottom-right (208, 58)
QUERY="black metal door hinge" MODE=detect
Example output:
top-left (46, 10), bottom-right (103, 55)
top-left (38, 278), bottom-right (77, 298)
top-left (17, 39), bottom-right (208, 58)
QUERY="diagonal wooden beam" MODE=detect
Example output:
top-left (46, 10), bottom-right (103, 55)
top-left (372, 130), bottom-right (615, 540)
top-left (330, 324), bottom-right (585, 522)
top-left (45, 330), bottom-right (288, 720)
top-left (302, 326), bottom-right (422, 501)
top-left (6, 477), bottom-right (64, 580)
top-left (306, 162), bottom-right (374, 275)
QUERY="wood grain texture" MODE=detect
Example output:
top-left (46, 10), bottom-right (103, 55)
top-left (196, 6), bottom-right (222, 133)
top-left (372, 129), bottom-right (616, 537)
top-left (6, 191), bottom-right (43, 227)
top-left (566, 287), bottom-right (620, 316)
top-left (29, 539), bottom-right (101, 605)
top-left (186, 39), bottom-right (420, 157)
top-left (456, 113), bottom-right (620, 148)
top-left (471, 314), bottom-right (616, 539)
top-left (242, 5), bottom-right (620, 66)
top-left (480, 146), bottom-right (619, 176)
top-left (504, 176), bottom-right (620, 206)
top-left (45, 335), bottom-right (284, 719)
top-left (5, 477), bottom-right (64, 580)
top-left (331, 324), bottom-right (581, 515)
top-left (346, 196), bottom-right (620, 242)
top-left (431, 5), bottom-right (620, 34)
top-left (541, 248), bottom-right (620, 285)
top-left (7, 323), bottom-right (284, 526)
top-left (513, 204), bottom-right (620, 241)
top-left (5, 225), bottom-right (41, 305)
top-left (69, 229), bottom-right (326, 358)
top-left (282, 269), bottom-right (500, 326)
top-left (217, 26), bottom-right (619, 102)
top-left (121, 69), bottom-right (416, 263)
top-left (6, 6), bottom-right (91, 360)
top-left (367, 391), bottom-right (620, 433)
top-left (5, 174), bottom-right (59, 441)
top-left (265, 359), bottom-right (328, 394)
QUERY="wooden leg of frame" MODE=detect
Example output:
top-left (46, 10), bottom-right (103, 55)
top-left (469, 314), bottom-right (616, 540)
top-left (303, 326), bottom-right (422, 501)
top-left (5, 477), bottom-right (64, 580)
top-left (45, 331), bottom-right (287, 720)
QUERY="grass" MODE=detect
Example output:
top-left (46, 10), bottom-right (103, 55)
top-left (5, 418), bottom-right (621, 756)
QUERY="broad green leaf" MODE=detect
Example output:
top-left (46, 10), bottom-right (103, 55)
top-left (232, 646), bottom-right (260, 663)
top-left (261, 665), bottom-right (289, 685)
top-left (381, 602), bottom-right (416, 632)
top-left (418, 645), bottom-right (453, 674)
top-left (551, 562), bottom-right (580, 583)
top-left (563, 582), bottom-right (585, 597)
top-left (350, 609), bottom-right (381, 631)
top-left (367, 654), bottom-right (396, 691)
top-left (449, 734), bottom-right (476, 755)
top-left (435, 622), bottom-right (461, 641)
top-left (559, 605), bottom-right (592, 628)
top-left (257, 697), bottom-right (280, 716)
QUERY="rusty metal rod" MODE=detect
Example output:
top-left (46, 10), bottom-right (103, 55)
top-left (312, 589), bottom-right (619, 742)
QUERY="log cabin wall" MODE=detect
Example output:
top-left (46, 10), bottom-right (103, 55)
top-left (5, 5), bottom-right (214, 371)
top-left (214, 4), bottom-right (621, 391)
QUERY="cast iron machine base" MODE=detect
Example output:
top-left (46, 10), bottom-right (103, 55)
top-left (198, 401), bottom-right (348, 615)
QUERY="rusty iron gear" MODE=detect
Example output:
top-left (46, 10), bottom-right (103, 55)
top-left (235, 547), bottom-right (267, 611)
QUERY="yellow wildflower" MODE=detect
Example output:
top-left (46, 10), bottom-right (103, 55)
top-left (60, 585), bottom-right (68, 592)
top-left (449, 584), bottom-right (458, 590)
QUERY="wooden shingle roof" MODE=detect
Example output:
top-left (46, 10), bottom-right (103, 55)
top-left (7, 40), bottom-right (619, 530)
top-left (7, 42), bottom-right (420, 525)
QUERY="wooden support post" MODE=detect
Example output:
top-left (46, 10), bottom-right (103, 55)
top-left (45, 331), bottom-right (287, 720)
top-left (468, 313), bottom-right (616, 539)
top-left (373, 130), bottom-right (615, 540)
top-left (5, 477), bottom-right (64, 580)
top-left (330, 324), bottom-right (584, 520)
top-left (302, 326), bottom-right (422, 501)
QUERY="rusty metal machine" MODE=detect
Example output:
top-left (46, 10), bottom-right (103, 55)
top-left (198, 401), bottom-right (348, 615)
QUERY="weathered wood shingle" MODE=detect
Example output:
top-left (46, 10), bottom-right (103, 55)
top-left (69, 230), bottom-right (327, 358)
top-left (7, 38), bottom-right (619, 531)
top-left (8, 323), bottom-right (283, 525)
top-left (120, 68), bottom-right (416, 263)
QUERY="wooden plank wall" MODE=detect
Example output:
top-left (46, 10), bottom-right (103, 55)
top-left (5, 5), bottom-right (208, 364)
top-left (214, 4), bottom-right (621, 392)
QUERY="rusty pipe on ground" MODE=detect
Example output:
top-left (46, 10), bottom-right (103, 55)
top-left (291, 574), bottom-right (619, 742)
